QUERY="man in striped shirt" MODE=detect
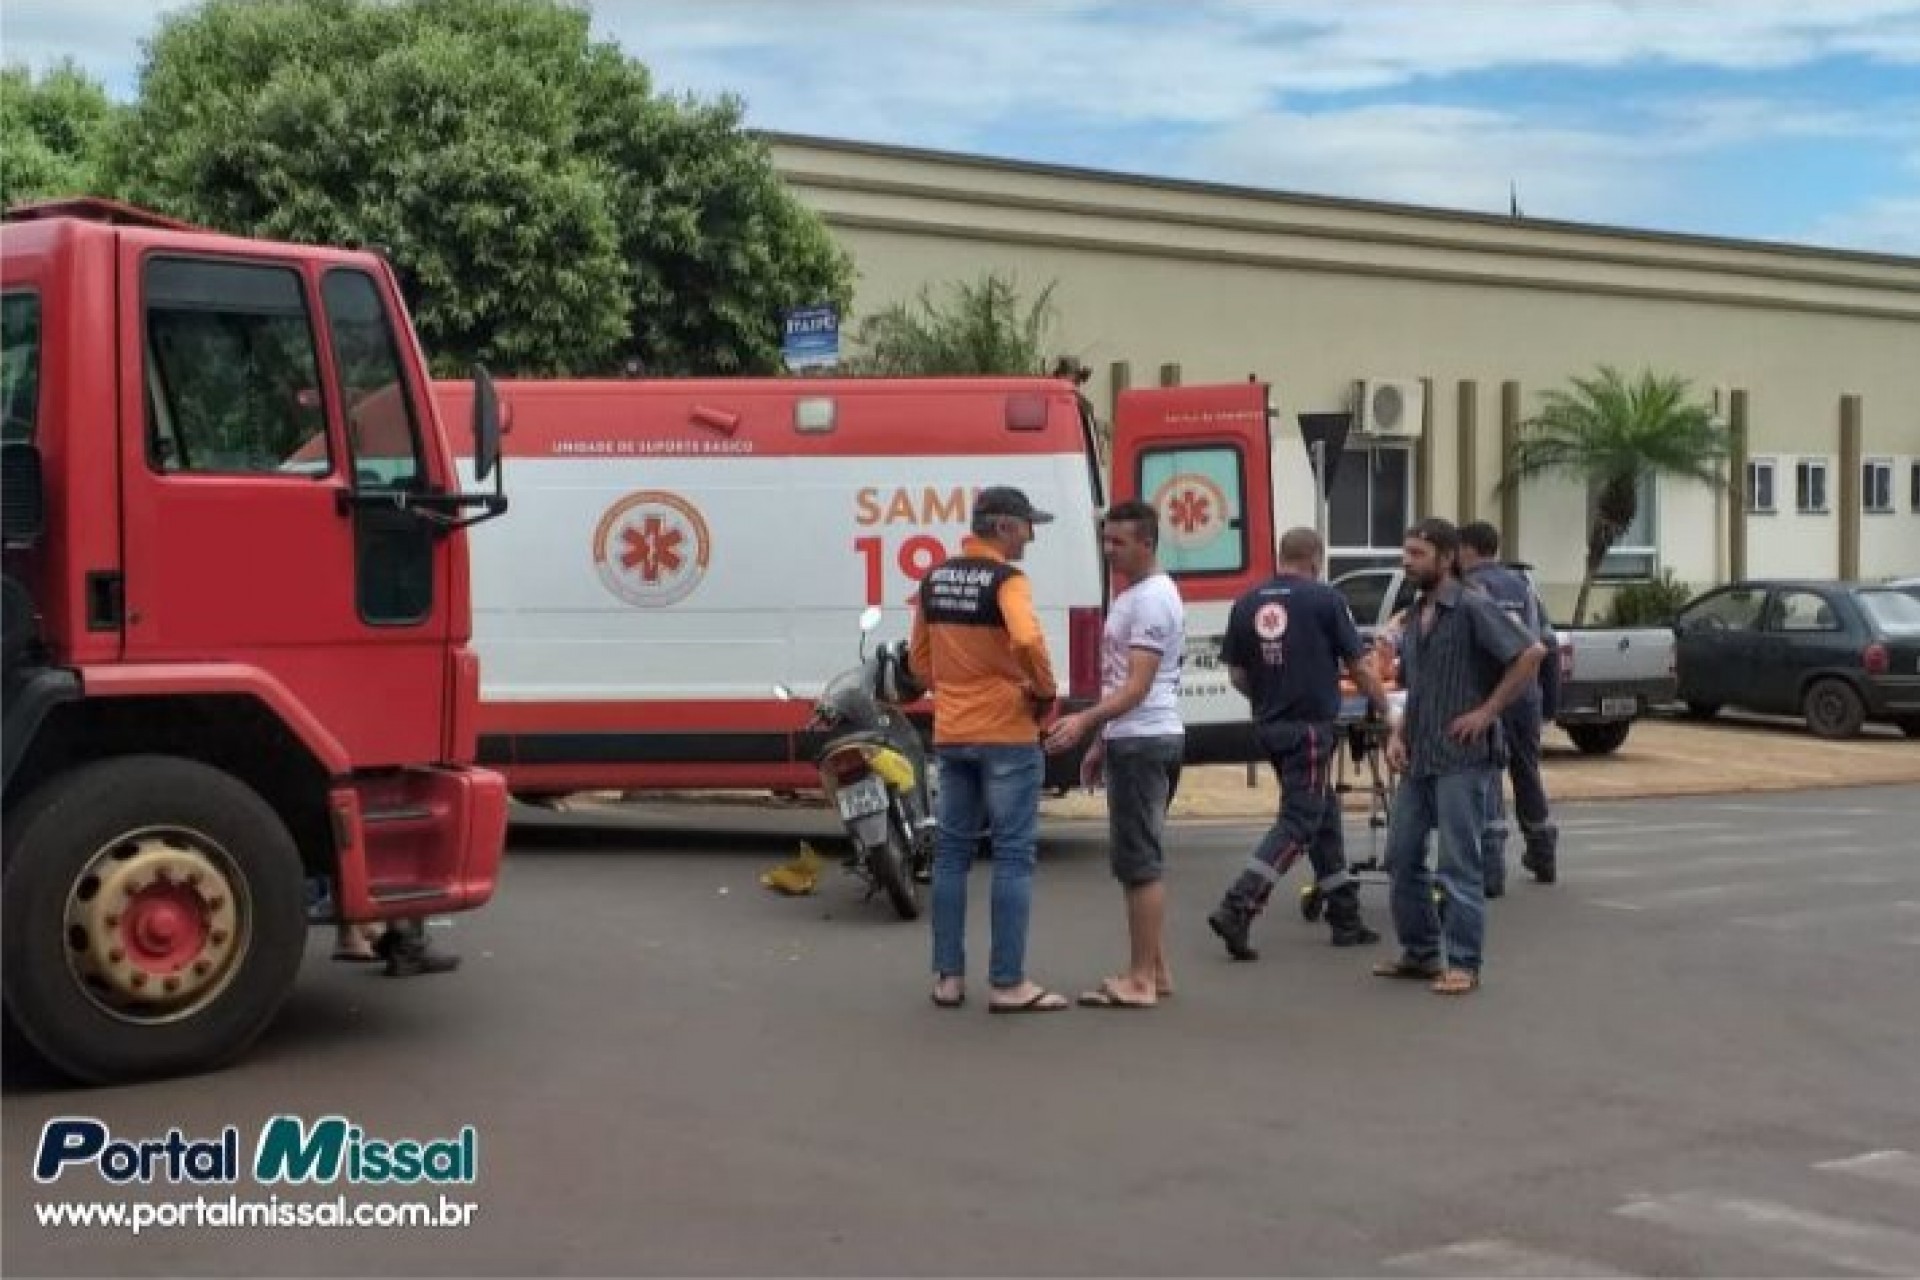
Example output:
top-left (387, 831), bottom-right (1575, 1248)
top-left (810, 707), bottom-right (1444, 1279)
top-left (1374, 518), bottom-right (1546, 996)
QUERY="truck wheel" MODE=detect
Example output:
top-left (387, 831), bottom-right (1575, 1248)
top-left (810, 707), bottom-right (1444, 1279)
top-left (1, 755), bottom-right (307, 1084)
top-left (1683, 701), bottom-right (1721, 720)
top-left (1802, 679), bottom-right (1865, 740)
top-left (1898, 717), bottom-right (1920, 740)
top-left (1566, 722), bottom-right (1631, 755)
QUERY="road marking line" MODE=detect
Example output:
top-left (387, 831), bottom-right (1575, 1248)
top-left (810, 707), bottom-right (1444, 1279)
top-left (1604, 872), bottom-right (1900, 910)
top-left (1734, 900), bottom-right (1920, 930)
top-left (1817, 1150), bottom-right (1920, 1191)
top-left (1574, 832), bottom-right (1841, 859)
top-left (1615, 1191), bottom-right (1920, 1276)
top-left (1577, 847), bottom-right (1860, 880)
top-left (1384, 1238), bottom-right (1636, 1277)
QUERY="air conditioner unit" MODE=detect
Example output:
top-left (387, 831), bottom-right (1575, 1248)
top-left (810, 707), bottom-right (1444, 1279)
top-left (1354, 378), bottom-right (1424, 439)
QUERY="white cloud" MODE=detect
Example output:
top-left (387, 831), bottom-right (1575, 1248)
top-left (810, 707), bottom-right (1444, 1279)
top-left (0, 0), bottom-right (193, 91)
top-left (1803, 194), bottom-right (1920, 253)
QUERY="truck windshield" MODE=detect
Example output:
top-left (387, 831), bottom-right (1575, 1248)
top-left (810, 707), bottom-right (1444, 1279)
top-left (1, 292), bottom-right (38, 443)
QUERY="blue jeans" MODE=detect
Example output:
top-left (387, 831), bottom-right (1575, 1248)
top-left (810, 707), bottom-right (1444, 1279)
top-left (931, 743), bottom-right (1043, 989)
top-left (1385, 767), bottom-right (1495, 973)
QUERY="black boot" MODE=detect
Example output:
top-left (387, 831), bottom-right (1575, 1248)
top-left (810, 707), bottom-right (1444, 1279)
top-left (1207, 901), bottom-right (1260, 962)
top-left (1520, 826), bottom-right (1559, 884)
top-left (1323, 884), bottom-right (1380, 947)
top-left (375, 921), bottom-right (461, 978)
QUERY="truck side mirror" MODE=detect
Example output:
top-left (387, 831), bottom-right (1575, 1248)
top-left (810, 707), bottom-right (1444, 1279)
top-left (1, 441), bottom-right (44, 549)
top-left (471, 364), bottom-right (502, 483)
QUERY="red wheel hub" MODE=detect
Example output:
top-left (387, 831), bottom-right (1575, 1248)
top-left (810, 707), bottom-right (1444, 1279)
top-left (120, 881), bottom-right (208, 974)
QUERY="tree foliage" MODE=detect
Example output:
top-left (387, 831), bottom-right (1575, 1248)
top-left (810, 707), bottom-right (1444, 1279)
top-left (848, 273), bottom-right (1064, 375)
top-left (1499, 366), bottom-right (1731, 624)
top-left (105, 0), bottom-right (851, 376)
top-left (0, 61), bottom-right (121, 205)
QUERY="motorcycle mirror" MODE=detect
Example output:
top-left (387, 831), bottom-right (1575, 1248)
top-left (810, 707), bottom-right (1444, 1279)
top-left (858, 606), bottom-right (883, 634)
top-left (771, 684), bottom-right (793, 702)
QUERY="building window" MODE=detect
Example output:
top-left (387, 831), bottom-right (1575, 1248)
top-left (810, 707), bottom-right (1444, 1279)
top-left (1863, 459), bottom-right (1894, 514)
top-left (1795, 459), bottom-right (1829, 514)
top-left (1327, 445), bottom-right (1412, 579)
top-left (1592, 473), bottom-right (1656, 580)
top-left (1745, 458), bottom-right (1776, 514)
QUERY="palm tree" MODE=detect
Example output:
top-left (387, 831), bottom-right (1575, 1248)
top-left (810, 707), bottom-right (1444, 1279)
top-left (847, 273), bottom-right (1062, 375)
top-left (1499, 366), bottom-right (1731, 625)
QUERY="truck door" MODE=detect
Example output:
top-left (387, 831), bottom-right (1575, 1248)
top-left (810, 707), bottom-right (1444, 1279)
top-left (118, 243), bottom-right (450, 768)
top-left (1110, 383), bottom-right (1275, 760)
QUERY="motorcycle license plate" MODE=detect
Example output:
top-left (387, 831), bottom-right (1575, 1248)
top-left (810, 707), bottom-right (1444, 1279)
top-left (1600, 697), bottom-right (1638, 717)
top-left (836, 777), bottom-right (889, 822)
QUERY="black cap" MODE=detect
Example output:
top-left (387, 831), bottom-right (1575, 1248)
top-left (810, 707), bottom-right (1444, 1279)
top-left (974, 486), bottom-right (1054, 525)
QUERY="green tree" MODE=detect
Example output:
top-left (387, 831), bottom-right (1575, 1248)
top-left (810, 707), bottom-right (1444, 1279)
top-left (1499, 366), bottom-right (1731, 625)
top-left (848, 273), bottom-right (1064, 375)
top-left (0, 61), bottom-right (122, 205)
top-left (106, 0), bottom-right (850, 376)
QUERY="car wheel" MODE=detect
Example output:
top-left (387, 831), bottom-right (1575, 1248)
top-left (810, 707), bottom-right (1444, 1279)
top-left (1802, 678), bottom-right (1866, 740)
top-left (1566, 722), bottom-right (1631, 755)
top-left (1683, 701), bottom-right (1721, 720)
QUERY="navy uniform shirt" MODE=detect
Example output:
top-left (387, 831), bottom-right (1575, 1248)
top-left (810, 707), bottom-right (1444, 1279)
top-left (1219, 574), bottom-right (1364, 725)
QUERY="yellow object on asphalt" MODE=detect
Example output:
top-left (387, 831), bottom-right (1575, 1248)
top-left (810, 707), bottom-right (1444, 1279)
top-left (761, 841), bottom-right (825, 896)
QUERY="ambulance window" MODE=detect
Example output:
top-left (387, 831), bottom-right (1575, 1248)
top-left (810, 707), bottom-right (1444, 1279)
top-left (1, 292), bottom-right (38, 444)
top-left (322, 269), bottom-right (425, 491)
top-left (144, 258), bottom-right (328, 475)
top-left (1137, 445), bottom-right (1247, 576)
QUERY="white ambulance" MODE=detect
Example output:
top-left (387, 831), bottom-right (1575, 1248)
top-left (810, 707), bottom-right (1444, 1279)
top-left (436, 376), bottom-right (1317, 798)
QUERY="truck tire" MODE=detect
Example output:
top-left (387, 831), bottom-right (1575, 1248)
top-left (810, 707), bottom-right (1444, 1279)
top-left (1898, 717), bottom-right (1920, 740)
top-left (1, 755), bottom-right (307, 1084)
top-left (1683, 701), bottom-right (1721, 720)
top-left (1566, 722), bottom-right (1631, 755)
top-left (1802, 678), bottom-right (1865, 740)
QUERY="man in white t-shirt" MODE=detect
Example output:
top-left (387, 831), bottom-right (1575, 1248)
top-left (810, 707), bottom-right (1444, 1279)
top-left (1045, 500), bottom-right (1185, 1009)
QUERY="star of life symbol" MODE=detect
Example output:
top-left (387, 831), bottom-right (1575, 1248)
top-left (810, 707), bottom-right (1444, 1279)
top-left (1255, 601), bottom-right (1289, 640)
top-left (593, 490), bottom-right (712, 607)
top-left (1151, 473), bottom-right (1230, 550)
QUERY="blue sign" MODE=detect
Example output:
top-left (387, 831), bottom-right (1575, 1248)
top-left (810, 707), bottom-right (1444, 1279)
top-left (782, 305), bottom-right (840, 371)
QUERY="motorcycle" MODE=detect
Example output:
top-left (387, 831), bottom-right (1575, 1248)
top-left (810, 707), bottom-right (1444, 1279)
top-left (774, 607), bottom-right (935, 920)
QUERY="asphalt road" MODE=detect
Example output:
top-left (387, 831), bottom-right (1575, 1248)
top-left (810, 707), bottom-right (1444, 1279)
top-left (5, 785), bottom-right (1919, 1277)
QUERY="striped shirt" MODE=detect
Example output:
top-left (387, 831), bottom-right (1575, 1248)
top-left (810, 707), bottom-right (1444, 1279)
top-left (1400, 578), bottom-right (1536, 776)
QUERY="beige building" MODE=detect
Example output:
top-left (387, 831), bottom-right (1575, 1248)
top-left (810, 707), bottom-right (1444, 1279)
top-left (767, 133), bottom-right (1920, 615)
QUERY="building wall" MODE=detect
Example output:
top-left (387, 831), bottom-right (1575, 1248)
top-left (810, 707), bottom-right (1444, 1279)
top-left (770, 135), bottom-right (1920, 615)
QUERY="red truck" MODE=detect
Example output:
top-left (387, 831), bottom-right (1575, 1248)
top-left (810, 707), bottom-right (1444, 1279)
top-left (1, 199), bottom-right (510, 1083)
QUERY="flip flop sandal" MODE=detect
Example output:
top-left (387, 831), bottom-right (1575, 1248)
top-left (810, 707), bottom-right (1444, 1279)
top-left (1430, 969), bottom-right (1480, 995)
top-left (1077, 979), bottom-right (1155, 1010)
top-left (930, 989), bottom-right (965, 1009)
top-left (989, 989), bottom-right (1070, 1014)
top-left (1372, 957), bottom-right (1443, 980)
top-left (332, 948), bottom-right (381, 964)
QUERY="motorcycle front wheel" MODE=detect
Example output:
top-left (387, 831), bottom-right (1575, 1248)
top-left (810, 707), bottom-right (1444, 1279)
top-left (868, 821), bottom-right (921, 921)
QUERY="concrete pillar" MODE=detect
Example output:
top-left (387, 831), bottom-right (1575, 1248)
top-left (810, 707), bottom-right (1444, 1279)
top-left (1728, 390), bottom-right (1749, 582)
top-left (1456, 380), bottom-right (1479, 524)
top-left (1500, 380), bottom-right (1522, 557)
top-left (1416, 376), bottom-right (1436, 520)
top-left (1158, 362), bottom-right (1182, 387)
top-left (1840, 394), bottom-right (1862, 580)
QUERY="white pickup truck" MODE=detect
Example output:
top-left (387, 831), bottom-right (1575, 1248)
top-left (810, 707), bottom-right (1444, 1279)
top-left (1332, 566), bottom-right (1678, 755)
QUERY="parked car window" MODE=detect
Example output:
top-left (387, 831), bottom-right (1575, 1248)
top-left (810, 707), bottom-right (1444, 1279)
top-left (1857, 589), bottom-right (1920, 636)
top-left (1335, 573), bottom-right (1388, 627)
top-left (1769, 590), bottom-right (1841, 633)
top-left (1678, 587), bottom-right (1765, 633)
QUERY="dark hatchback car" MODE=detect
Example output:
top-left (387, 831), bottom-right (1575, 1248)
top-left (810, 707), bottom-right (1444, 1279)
top-left (1674, 581), bottom-right (1920, 739)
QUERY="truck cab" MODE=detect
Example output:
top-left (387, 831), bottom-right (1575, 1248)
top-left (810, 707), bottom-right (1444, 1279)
top-left (2, 199), bottom-right (509, 1082)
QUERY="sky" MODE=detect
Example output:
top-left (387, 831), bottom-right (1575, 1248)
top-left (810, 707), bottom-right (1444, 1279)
top-left (5, 0), bottom-right (1919, 255)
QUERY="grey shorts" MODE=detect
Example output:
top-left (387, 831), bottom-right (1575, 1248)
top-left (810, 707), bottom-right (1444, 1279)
top-left (1105, 734), bottom-right (1185, 886)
